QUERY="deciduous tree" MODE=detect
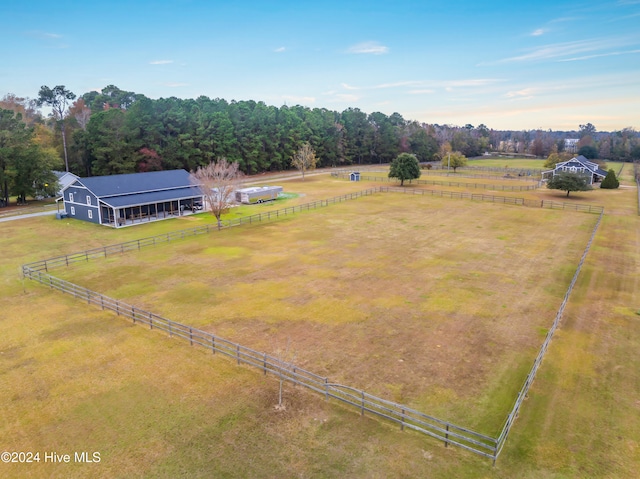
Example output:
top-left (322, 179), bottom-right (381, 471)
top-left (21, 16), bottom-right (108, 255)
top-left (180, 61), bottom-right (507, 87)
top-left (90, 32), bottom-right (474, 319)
top-left (389, 152), bottom-right (420, 186)
top-left (547, 172), bottom-right (592, 197)
top-left (191, 158), bottom-right (243, 228)
top-left (0, 109), bottom-right (58, 206)
top-left (36, 85), bottom-right (76, 172)
top-left (441, 151), bottom-right (467, 173)
top-left (291, 142), bottom-right (317, 179)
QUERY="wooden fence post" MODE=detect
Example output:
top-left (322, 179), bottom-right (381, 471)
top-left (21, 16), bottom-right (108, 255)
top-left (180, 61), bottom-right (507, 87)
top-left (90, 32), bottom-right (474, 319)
top-left (445, 424), bottom-right (449, 447)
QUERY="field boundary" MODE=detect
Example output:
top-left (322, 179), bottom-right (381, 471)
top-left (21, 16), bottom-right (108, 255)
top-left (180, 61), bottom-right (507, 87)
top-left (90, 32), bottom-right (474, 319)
top-left (21, 187), bottom-right (604, 462)
top-left (331, 172), bottom-right (540, 191)
top-left (22, 187), bottom-right (604, 274)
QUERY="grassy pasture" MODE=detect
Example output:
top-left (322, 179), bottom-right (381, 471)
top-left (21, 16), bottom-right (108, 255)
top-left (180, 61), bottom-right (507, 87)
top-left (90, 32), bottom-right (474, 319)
top-left (466, 158), bottom-right (547, 169)
top-left (52, 192), bottom-right (597, 434)
top-left (2, 172), bottom-right (639, 478)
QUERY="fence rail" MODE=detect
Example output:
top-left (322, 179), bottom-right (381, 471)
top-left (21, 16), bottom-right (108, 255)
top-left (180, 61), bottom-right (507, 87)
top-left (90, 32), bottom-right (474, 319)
top-left (23, 187), bottom-right (603, 275)
top-left (22, 266), bottom-right (498, 459)
top-left (332, 172), bottom-right (540, 191)
top-left (493, 210), bottom-right (604, 460)
top-left (377, 186), bottom-right (604, 214)
top-left (21, 187), bottom-right (605, 462)
top-left (23, 188), bottom-right (379, 273)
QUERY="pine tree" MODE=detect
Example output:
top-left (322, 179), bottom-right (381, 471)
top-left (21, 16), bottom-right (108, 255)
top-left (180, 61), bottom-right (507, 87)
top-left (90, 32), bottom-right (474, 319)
top-left (600, 169), bottom-right (619, 189)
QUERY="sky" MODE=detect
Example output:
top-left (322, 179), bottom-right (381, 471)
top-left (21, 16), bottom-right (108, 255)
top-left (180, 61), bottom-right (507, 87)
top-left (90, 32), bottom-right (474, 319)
top-left (1, 0), bottom-right (639, 131)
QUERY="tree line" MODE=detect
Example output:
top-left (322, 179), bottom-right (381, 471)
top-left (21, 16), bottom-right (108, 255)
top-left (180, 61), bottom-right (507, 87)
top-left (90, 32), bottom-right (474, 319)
top-left (1, 85), bottom-right (639, 206)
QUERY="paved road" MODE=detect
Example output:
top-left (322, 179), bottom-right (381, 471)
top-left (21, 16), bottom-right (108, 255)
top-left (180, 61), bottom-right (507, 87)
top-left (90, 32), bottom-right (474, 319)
top-left (0, 210), bottom-right (58, 223)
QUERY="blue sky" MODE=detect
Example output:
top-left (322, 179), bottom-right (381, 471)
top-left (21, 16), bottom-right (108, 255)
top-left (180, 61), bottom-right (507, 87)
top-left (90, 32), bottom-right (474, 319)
top-left (2, 0), bottom-right (639, 131)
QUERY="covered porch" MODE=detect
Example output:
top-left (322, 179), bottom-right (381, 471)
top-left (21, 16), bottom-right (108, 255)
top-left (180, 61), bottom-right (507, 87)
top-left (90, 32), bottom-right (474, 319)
top-left (100, 193), bottom-right (204, 228)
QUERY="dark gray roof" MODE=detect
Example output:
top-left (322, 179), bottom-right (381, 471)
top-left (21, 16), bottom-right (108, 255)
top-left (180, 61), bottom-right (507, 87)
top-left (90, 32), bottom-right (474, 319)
top-left (556, 156), bottom-right (608, 177)
top-left (100, 186), bottom-right (203, 208)
top-left (73, 170), bottom-right (196, 198)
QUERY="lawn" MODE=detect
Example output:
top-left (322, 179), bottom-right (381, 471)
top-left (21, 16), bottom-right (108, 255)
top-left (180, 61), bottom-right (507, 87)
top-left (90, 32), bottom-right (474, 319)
top-left (46, 191), bottom-right (596, 433)
top-left (2, 172), bottom-right (639, 478)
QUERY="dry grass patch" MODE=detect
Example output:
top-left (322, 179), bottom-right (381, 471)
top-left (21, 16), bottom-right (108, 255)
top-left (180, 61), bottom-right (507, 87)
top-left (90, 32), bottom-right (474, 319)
top-left (52, 192), bottom-right (597, 432)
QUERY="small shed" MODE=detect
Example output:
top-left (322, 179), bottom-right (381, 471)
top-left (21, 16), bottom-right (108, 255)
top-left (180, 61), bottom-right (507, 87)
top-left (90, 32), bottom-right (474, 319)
top-left (350, 172), bottom-right (361, 181)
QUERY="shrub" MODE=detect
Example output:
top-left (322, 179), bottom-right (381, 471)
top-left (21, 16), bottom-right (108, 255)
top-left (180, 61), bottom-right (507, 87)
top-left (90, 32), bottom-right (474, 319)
top-left (600, 169), bottom-right (619, 189)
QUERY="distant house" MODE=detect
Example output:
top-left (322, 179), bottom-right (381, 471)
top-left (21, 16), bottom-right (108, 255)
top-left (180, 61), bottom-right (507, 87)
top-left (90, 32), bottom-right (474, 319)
top-left (53, 171), bottom-right (80, 196)
top-left (542, 155), bottom-right (607, 185)
top-left (61, 170), bottom-right (204, 227)
top-left (564, 139), bottom-right (579, 153)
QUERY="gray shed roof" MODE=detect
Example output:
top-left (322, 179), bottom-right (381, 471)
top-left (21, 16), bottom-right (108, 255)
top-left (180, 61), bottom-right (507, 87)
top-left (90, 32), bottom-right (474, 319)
top-left (100, 186), bottom-right (203, 208)
top-left (65, 169), bottom-right (205, 209)
top-left (73, 170), bottom-right (197, 198)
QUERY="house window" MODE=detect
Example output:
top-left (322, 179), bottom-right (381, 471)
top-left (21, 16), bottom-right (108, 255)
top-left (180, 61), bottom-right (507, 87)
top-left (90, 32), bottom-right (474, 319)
top-left (86, 195), bottom-right (91, 205)
top-left (69, 192), bottom-right (74, 202)
top-left (88, 210), bottom-right (93, 219)
top-left (70, 206), bottom-right (75, 215)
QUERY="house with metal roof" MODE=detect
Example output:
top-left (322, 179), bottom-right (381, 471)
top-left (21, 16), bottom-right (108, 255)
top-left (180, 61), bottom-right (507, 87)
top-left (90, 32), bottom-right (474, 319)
top-left (53, 171), bottom-right (80, 196)
top-left (542, 155), bottom-right (608, 185)
top-left (61, 170), bottom-right (204, 227)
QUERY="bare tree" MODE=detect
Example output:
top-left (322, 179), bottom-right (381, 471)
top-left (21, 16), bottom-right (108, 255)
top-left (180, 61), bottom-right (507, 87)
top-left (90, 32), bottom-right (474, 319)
top-left (191, 158), bottom-right (243, 229)
top-left (291, 142), bottom-right (317, 180)
top-left (36, 85), bottom-right (76, 172)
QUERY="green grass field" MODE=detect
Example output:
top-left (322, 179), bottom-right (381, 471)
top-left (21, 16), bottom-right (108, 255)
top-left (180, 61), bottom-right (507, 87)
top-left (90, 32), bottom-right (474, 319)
top-left (1, 172), bottom-right (639, 478)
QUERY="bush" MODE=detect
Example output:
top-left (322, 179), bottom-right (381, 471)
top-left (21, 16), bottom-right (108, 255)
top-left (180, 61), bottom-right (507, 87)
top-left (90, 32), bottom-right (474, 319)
top-left (600, 169), bottom-right (619, 189)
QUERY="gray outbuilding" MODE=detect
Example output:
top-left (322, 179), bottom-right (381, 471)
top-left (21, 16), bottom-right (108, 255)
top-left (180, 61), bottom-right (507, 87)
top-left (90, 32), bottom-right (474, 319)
top-left (61, 170), bottom-right (204, 227)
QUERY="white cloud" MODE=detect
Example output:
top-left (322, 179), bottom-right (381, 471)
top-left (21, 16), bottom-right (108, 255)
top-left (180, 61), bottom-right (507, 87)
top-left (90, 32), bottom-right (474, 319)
top-left (505, 88), bottom-right (536, 99)
top-left (282, 95), bottom-right (316, 104)
top-left (341, 83), bottom-right (360, 90)
top-left (480, 38), bottom-right (633, 65)
top-left (373, 81), bottom-right (423, 89)
top-left (274, 47), bottom-right (286, 53)
top-left (326, 93), bottom-right (360, 103)
top-left (27, 31), bottom-right (63, 39)
top-left (531, 28), bottom-right (546, 36)
top-left (558, 48), bottom-right (640, 62)
top-left (150, 60), bottom-right (173, 65)
top-left (347, 41), bottom-right (389, 55)
top-left (408, 89), bottom-right (435, 95)
top-left (446, 79), bottom-right (505, 87)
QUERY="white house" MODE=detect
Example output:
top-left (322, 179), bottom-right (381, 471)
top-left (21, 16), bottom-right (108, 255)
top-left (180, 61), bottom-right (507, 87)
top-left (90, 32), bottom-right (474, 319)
top-left (564, 139), bottom-right (579, 153)
top-left (542, 155), bottom-right (608, 185)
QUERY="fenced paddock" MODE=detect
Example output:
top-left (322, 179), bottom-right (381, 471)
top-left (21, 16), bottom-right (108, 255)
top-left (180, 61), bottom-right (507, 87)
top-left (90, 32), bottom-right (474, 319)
top-left (22, 187), bottom-right (603, 275)
top-left (331, 172), bottom-right (540, 191)
top-left (22, 188), bottom-right (603, 463)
